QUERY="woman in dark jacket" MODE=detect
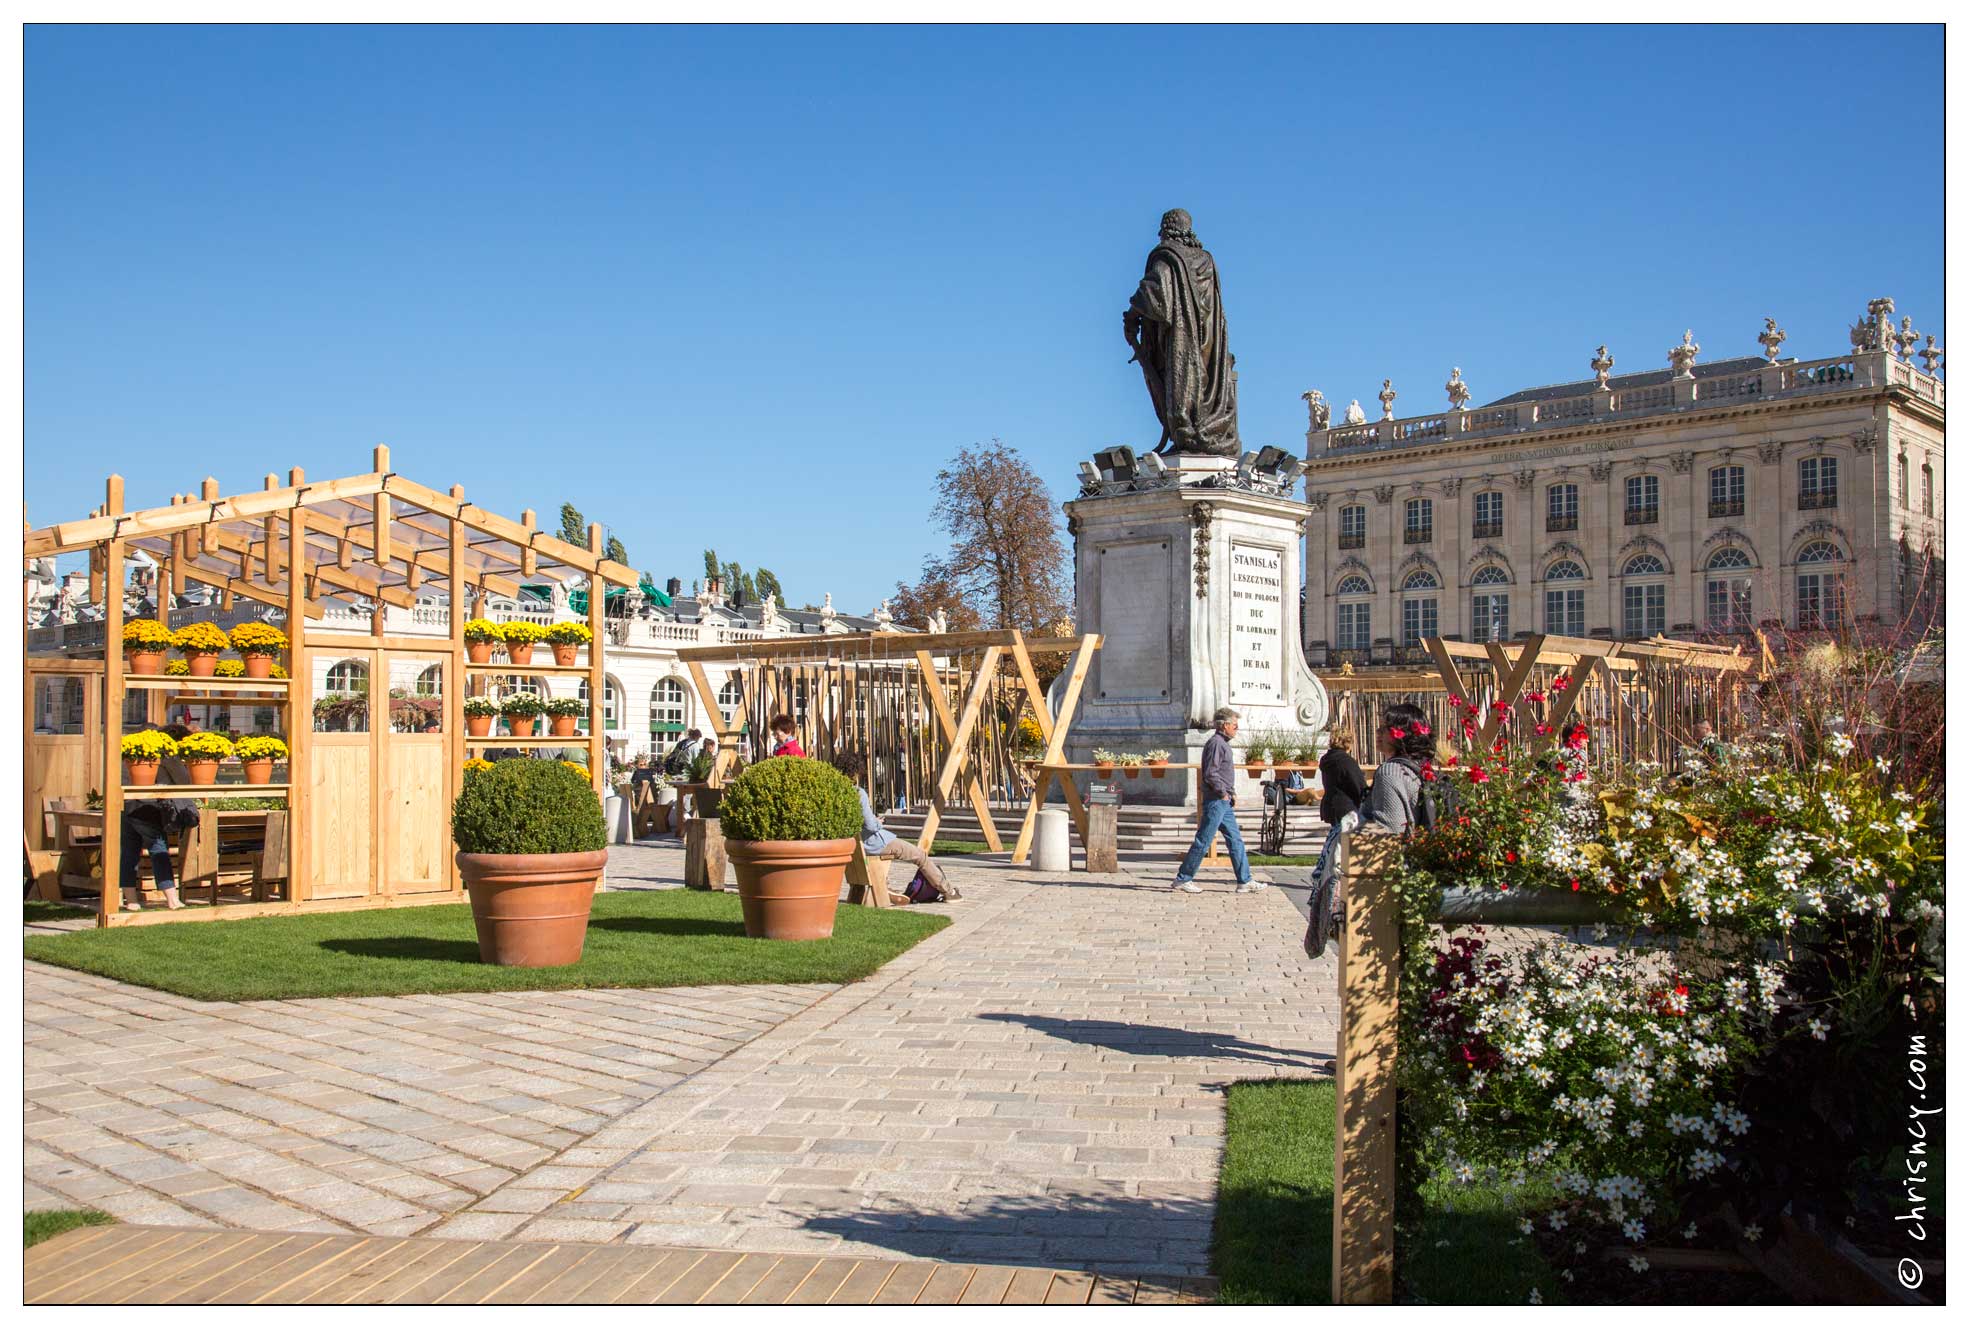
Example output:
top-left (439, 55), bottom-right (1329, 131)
top-left (1317, 733), bottom-right (1368, 827)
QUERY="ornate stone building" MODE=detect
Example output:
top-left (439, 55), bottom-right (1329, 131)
top-left (1300, 304), bottom-right (1945, 664)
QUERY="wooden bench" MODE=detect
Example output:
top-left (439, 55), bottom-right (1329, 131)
top-left (845, 841), bottom-right (889, 908)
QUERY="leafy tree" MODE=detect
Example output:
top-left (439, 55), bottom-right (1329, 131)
top-left (923, 440), bottom-right (1069, 634)
top-left (702, 549), bottom-right (721, 582)
top-left (755, 568), bottom-right (784, 604)
top-left (891, 561), bottom-right (984, 631)
top-left (558, 502), bottom-right (587, 547)
top-left (604, 535), bottom-right (628, 565)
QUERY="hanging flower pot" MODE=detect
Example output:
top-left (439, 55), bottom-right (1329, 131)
top-left (1122, 760), bottom-right (1142, 780)
top-left (1092, 751), bottom-right (1116, 779)
top-left (1147, 750), bottom-right (1171, 778)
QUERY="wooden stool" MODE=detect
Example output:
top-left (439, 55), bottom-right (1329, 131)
top-left (845, 841), bottom-right (889, 907)
top-left (684, 817), bottom-right (727, 889)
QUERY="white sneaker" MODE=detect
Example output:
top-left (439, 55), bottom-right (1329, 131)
top-left (1171, 880), bottom-right (1203, 894)
top-left (1232, 881), bottom-right (1251, 894)
top-left (1240, 877), bottom-right (1275, 890)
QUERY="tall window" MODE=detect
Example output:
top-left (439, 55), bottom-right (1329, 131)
top-left (325, 659), bottom-right (369, 694)
top-left (1795, 542), bottom-right (1845, 628)
top-left (1709, 465), bottom-right (1745, 517)
top-left (1472, 491), bottom-right (1504, 539)
top-left (1705, 547), bottom-right (1753, 629)
top-left (1338, 505), bottom-right (1367, 549)
top-left (1547, 483), bottom-right (1578, 531)
top-left (1544, 560), bottom-right (1586, 636)
top-left (1335, 575), bottom-right (1372, 652)
top-left (1400, 570), bottom-right (1438, 645)
top-left (578, 677), bottom-right (621, 734)
top-left (1404, 498), bottom-right (1433, 544)
top-left (1621, 554), bottom-right (1667, 638)
top-left (718, 676), bottom-right (744, 721)
top-left (1625, 474), bottom-right (1659, 524)
top-left (1922, 462), bottom-right (1934, 517)
top-left (1899, 455), bottom-right (1911, 507)
top-left (1799, 455), bottom-right (1838, 509)
top-left (1470, 566), bottom-right (1510, 643)
top-left (650, 677), bottom-right (689, 735)
top-left (414, 664), bottom-right (443, 696)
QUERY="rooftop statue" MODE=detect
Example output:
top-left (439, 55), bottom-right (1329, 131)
top-left (1124, 209), bottom-right (1242, 457)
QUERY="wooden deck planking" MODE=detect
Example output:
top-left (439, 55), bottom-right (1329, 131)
top-left (23, 1227), bottom-right (1209, 1305)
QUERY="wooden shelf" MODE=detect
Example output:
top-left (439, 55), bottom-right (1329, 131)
top-left (464, 735), bottom-right (601, 746)
top-left (121, 784), bottom-right (292, 797)
top-left (464, 661), bottom-right (592, 675)
top-left (125, 675), bottom-right (292, 693)
top-left (165, 693), bottom-right (289, 706)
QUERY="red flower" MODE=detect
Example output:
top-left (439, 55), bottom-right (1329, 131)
top-left (1504, 850), bottom-right (1518, 864)
top-left (1413, 722), bottom-right (1431, 737)
top-left (1421, 761), bottom-right (1438, 782)
top-left (1552, 675), bottom-right (1572, 691)
top-left (1389, 726), bottom-right (1407, 740)
top-left (1447, 695), bottom-right (1465, 709)
top-left (1492, 701), bottom-right (1512, 713)
top-left (1535, 723), bottom-right (1552, 736)
top-left (1469, 768), bottom-right (1490, 784)
top-left (1569, 878), bottom-right (1582, 891)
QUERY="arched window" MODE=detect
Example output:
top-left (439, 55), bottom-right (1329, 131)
top-left (1621, 555), bottom-right (1667, 637)
top-left (1544, 560), bottom-right (1586, 635)
top-left (651, 677), bottom-right (689, 738)
top-left (415, 664), bottom-right (443, 696)
top-left (578, 677), bottom-right (621, 734)
top-left (718, 676), bottom-right (744, 721)
top-left (1335, 574), bottom-right (1371, 595)
top-left (1795, 542), bottom-right (1845, 629)
top-left (1400, 570), bottom-right (1438, 646)
top-left (1706, 547), bottom-right (1754, 629)
top-left (325, 659), bottom-right (369, 694)
top-left (1335, 576), bottom-right (1372, 652)
top-left (1471, 566), bottom-right (1510, 643)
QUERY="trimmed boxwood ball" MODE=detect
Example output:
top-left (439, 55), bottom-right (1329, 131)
top-left (719, 757), bottom-right (863, 843)
top-left (451, 758), bottom-right (607, 855)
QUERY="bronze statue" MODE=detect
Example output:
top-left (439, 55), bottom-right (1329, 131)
top-left (1124, 209), bottom-right (1242, 457)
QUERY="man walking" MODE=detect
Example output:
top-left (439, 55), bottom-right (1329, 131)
top-left (1171, 707), bottom-right (1273, 895)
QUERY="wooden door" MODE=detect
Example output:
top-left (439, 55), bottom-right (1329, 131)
top-left (305, 645), bottom-right (376, 899)
top-left (381, 650), bottom-right (451, 895)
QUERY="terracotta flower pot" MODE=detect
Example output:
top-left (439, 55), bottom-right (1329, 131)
top-left (126, 649), bottom-right (166, 676)
top-left (466, 714), bottom-right (493, 737)
top-left (727, 838), bottom-right (854, 940)
top-left (243, 759), bottom-right (274, 785)
top-left (124, 759), bottom-right (160, 786)
top-left (508, 716), bottom-right (538, 738)
top-left (1245, 763), bottom-right (1264, 777)
top-left (1095, 763), bottom-right (1115, 778)
top-left (1150, 761), bottom-right (1168, 778)
top-left (456, 848), bottom-right (608, 966)
top-left (186, 652), bottom-right (219, 678)
top-left (467, 640), bottom-right (494, 663)
top-left (185, 759), bottom-right (220, 785)
top-left (506, 642), bottom-right (535, 665)
top-left (550, 714), bottom-right (579, 738)
top-left (243, 655), bottom-right (274, 679)
top-left (1124, 766), bottom-right (1140, 779)
top-left (552, 643), bottom-right (579, 666)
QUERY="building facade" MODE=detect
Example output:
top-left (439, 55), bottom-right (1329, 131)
top-left (1300, 304), bottom-right (1945, 665)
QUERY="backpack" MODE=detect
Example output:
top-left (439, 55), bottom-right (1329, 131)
top-left (904, 871), bottom-right (946, 904)
top-left (1386, 755), bottom-right (1454, 835)
top-left (663, 740), bottom-right (693, 778)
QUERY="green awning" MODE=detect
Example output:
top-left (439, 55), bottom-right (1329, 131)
top-left (567, 576), bottom-right (671, 615)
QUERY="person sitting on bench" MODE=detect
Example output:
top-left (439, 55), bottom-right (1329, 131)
top-left (829, 752), bottom-right (958, 902)
top-left (121, 724), bottom-right (196, 911)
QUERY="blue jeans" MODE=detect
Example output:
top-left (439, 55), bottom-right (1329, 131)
top-left (1175, 798), bottom-right (1251, 884)
top-left (119, 807), bottom-right (177, 892)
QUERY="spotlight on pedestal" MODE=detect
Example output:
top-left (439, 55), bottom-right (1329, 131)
top-left (1093, 445), bottom-right (1138, 480)
top-left (1277, 457), bottom-right (1307, 486)
top-left (1078, 461), bottom-right (1102, 487)
top-left (1234, 450), bottom-right (1259, 484)
top-left (1139, 452), bottom-right (1169, 479)
top-left (1253, 445), bottom-right (1290, 474)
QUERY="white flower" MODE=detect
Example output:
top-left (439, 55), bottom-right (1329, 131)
top-left (1743, 1223), bottom-right (1763, 1242)
top-left (1628, 1255), bottom-right (1650, 1273)
top-left (1808, 1017), bottom-right (1829, 1041)
top-left (1518, 1218), bottom-right (1535, 1235)
top-left (1454, 1161), bottom-right (1475, 1184)
top-left (1624, 1218), bottom-right (1646, 1242)
top-left (1825, 732), bottom-right (1855, 757)
top-left (1549, 1212), bottom-right (1568, 1230)
top-left (1683, 1222), bottom-right (1698, 1240)
top-left (1528, 1289), bottom-right (1543, 1305)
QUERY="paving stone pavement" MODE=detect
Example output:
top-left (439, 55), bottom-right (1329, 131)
top-left (26, 844), bottom-right (1338, 1276)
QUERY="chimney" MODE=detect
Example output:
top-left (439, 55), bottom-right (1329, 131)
top-left (704, 575), bottom-right (724, 605)
top-left (666, 577), bottom-right (682, 598)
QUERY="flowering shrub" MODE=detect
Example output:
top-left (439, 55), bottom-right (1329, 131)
top-left (123, 619), bottom-right (173, 650)
top-left (560, 760), bottom-right (591, 778)
top-left (544, 698), bottom-right (587, 718)
top-left (499, 620), bottom-right (548, 644)
top-left (544, 622), bottom-right (593, 645)
top-left (500, 693), bottom-right (546, 718)
top-left (164, 658), bottom-right (190, 676)
top-left (171, 621), bottom-right (230, 656)
top-left (462, 757), bottom-right (494, 775)
top-left (176, 730), bottom-right (234, 761)
top-left (463, 697), bottom-right (500, 718)
top-left (234, 735), bottom-right (289, 762)
top-left (462, 618), bottom-right (502, 644)
top-left (213, 659), bottom-right (245, 678)
top-left (228, 622), bottom-right (288, 657)
top-left (120, 730), bottom-right (177, 761)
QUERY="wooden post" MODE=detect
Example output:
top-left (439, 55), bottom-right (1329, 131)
top-left (288, 506), bottom-right (311, 902)
top-left (684, 816), bottom-right (727, 889)
top-left (519, 508), bottom-right (537, 577)
top-left (914, 649), bottom-right (1004, 852)
top-left (587, 522), bottom-right (606, 800)
top-left (1012, 635), bottom-right (1099, 865)
top-left (447, 486), bottom-right (467, 895)
top-left (100, 520), bottom-right (124, 924)
top-left (200, 476), bottom-right (220, 555)
top-left (372, 445), bottom-right (392, 567)
top-left (1333, 834), bottom-right (1401, 1304)
top-left (1085, 802), bottom-right (1119, 873)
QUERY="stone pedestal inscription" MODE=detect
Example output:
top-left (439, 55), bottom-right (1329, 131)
top-left (1096, 540), bottom-right (1173, 699)
top-left (1230, 541), bottom-right (1285, 704)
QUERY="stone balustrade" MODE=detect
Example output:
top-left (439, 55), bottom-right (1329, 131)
top-left (1315, 351), bottom-right (1941, 458)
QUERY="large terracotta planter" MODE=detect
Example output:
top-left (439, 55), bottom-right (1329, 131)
top-left (466, 713), bottom-right (493, 737)
top-left (185, 759), bottom-right (220, 785)
top-left (508, 716), bottom-right (538, 737)
top-left (124, 759), bottom-right (160, 786)
top-left (506, 642), bottom-right (535, 665)
top-left (552, 643), bottom-right (579, 666)
top-left (467, 640), bottom-right (494, 663)
top-left (242, 758), bottom-right (274, 785)
top-left (243, 655), bottom-right (274, 679)
top-left (550, 714), bottom-right (579, 737)
top-left (457, 848), bottom-right (608, 966)
top-left (186, 652), bottom-right (219, 677)
top-left (727, 838), bottom-right (854, 940)
top-left (126, 649), bottom-right (166, 676)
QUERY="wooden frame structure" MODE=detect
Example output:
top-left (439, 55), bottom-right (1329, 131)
top-left (23, 449), bottom-right (636, 926)
top-left (674, 629), bottom-right (1101, 864)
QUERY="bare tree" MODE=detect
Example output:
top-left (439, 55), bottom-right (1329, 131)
top-left (891, 560), bottom-right (985, 631)
top-left (925, 441), bottom-right (1070, 634)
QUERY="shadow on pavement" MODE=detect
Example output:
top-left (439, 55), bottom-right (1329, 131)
top-left (976, 1013), bottom-right (1330, 1068)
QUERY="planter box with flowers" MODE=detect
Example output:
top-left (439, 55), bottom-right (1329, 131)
top-left (545, 621), bottom-right (593, 666)
top-left (234, 735), bottom-right (288, 785)
top-left (500, 620), bottom-right (549, 665)
top-left (450, 758), bottom-right (608, 967)
top-left (500, 693), bottom-right (546, 737)
top-left (122, 619), bottom-right (174, 675)
top-left (544, 697), bottom-right (587, 737)
top-left (228, 623), bottom-right (288, 679)
top-left (463, 696), bottom-right (499, 737)
top-left (172, 621), bottom-right (232, 677)
top-left (121, 729), bottom-right (177, 786)
top-left (720, 756), bottom-right (864, 941)
top-left (463, 618), bottom-right (503, 664)
top-left (175, 730), bottom-right (234, 785)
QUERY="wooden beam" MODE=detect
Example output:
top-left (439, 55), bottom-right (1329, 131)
top-left (447, 487), bottom-right (468, 895)
top-left (675, 629), bottom-right (1096, 664)
top-left (372, 445), bottom-right (393, 568)
top-left (1333, 833), bottom-right (1401, 1304)
top-left (294, 514), bottom-right (521, 598)
top-left (588, 522), bottom-right (607, 800)
top-left (1009, 632), bottom-right (1088, 841)
top-left (381, 477), bottom-right (638, 586)
top-left (520, 508), bottom-right (537, 577)
top-left (1424, 638), bottom-right (1469, 701)
top-left (289, 506), bottom-right (311, 903)
top-left (25, 472), bottom-right (386, 558)
top-left (1471, 634), bottom-right (1546, 753)
top-left (913, 650), bottom-right (1003, 852)
top-left (1013, 634), bottom-right (1099, 864)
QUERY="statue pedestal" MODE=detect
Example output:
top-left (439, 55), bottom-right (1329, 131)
top-left (1063, 453), bottom-right (1328, 807)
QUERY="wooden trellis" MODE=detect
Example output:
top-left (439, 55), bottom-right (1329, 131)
top-left (22, 448), bottom-right (637, 926)
top-left (675, 629), bottom-right (1100, 861)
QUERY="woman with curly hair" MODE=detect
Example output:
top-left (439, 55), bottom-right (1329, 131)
top-left (1358, 701), bottom-right (1437, 835)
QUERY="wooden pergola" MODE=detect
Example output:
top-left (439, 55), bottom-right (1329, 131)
top-left (675, 628), bottom-right (1101, 864)
top-left (23, 447), bottom-right (637, 926)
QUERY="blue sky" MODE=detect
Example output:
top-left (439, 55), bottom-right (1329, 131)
top-left (26, 24), bottom-right (1943, 609)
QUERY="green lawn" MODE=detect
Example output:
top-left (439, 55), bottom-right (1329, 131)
top-left (26, 1209), bottom-right (113, 1248)
top-left (23, 889), bottom-right (950, 1002)
top-left (1213, 1079), bottom-right (1551, 1304)
top-left (1247, 854), bottom-right (1320, 868)
top-left (930, 840), bottom-right (993, 856)
top-left (25, 900), bottom-right (92, 923)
